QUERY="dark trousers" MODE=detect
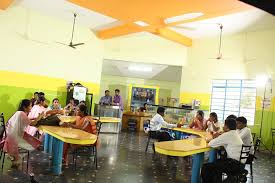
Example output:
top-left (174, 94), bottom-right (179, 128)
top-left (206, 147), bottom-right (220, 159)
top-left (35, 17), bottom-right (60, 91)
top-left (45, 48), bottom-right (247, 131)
top-left (201, 158), bottom-right (243, 183)
top-left (150, 131), bottom-right (172, 141)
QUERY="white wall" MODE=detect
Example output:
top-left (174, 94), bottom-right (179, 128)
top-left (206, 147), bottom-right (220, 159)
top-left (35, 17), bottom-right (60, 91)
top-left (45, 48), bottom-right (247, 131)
top-left (180, 29), bottom-right (275, 94)
top-left (0, 6), bottom-right (104, 84)
top-left (103, 32), bottom-right (188, 66)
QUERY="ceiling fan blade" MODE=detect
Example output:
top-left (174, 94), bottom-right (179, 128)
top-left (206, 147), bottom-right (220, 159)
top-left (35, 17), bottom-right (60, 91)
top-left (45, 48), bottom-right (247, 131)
top-left (69, 45), bottom-right (76, 49)
top-left (71, 43), bottom-right (84, 47)
top-left (55, 41), bottom-right (68, 46)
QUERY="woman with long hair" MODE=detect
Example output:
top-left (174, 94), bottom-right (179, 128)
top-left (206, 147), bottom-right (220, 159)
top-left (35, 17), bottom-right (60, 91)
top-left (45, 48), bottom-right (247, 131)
top-left (4, 99), bottom-right (44, 167)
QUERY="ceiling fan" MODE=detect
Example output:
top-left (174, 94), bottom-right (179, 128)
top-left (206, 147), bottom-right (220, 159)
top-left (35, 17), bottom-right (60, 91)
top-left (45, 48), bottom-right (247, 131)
top-left (208, 23), bottom-right (227, 60)
top-left (56, 13), bottom-right (84, 49)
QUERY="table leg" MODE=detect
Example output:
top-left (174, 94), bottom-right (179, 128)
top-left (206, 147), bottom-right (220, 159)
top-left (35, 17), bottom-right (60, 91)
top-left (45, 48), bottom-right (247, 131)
top-left (208, 149), bottom-right (216, 163)
top-left (48, 135), bottom-right (53, 154)
top-left (44, 133), bottom-right (49, 153)
top-left (191, 152), bottom-right (204, 183)
top-left (52, 137), bottom-right (64, 175)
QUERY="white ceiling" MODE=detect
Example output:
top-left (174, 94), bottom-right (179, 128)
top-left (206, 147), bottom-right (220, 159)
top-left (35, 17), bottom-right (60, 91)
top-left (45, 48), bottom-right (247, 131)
top-left (102, 59), bottom-right (182, 82)
top-left (169, 9), bottom-right (275, 39)
top-left (15, 0), bottom-right (121, 30)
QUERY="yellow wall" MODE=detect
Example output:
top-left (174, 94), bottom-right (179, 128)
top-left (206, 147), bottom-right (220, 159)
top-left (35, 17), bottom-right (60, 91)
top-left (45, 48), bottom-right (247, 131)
top-left (103, 32), bottom-right (188, 66)
top-left (0, 6), bottom-right (104, 117)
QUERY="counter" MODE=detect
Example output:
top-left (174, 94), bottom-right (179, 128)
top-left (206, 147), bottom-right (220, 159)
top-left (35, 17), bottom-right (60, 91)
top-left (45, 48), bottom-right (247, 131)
top-left (122, 111), bottom-right (152, 131)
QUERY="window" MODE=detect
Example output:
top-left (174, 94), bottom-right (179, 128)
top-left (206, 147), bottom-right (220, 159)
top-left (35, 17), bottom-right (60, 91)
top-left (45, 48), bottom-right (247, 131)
top-left (210, 80), bottom-right (256, 125)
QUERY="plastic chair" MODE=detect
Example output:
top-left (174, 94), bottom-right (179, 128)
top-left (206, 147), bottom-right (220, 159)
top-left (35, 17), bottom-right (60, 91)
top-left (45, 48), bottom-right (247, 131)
top-left (271, 128), bottom-right (275, 158)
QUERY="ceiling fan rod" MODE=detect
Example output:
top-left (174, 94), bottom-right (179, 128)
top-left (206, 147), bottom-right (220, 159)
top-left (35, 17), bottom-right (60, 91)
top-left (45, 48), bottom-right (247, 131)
top-left (70, 13), bottom-right (77, 45)
top-left (218, 24), bottom-right (223, 56)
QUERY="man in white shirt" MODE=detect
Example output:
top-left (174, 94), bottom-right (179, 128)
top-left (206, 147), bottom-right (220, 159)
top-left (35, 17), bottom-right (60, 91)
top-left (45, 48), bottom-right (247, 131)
top-left (149, 107), bottom-right (178, 141)
top-left (236, 116), bottom-right (254, 159)
top-left (201, 118), bottom-right (246, 183)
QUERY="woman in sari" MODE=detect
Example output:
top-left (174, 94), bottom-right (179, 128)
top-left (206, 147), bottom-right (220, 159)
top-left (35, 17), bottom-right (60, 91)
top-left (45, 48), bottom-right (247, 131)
top-left (4, 99), bottom-right (44, 167)
top-left (62, 104), bottom-right (97, 165)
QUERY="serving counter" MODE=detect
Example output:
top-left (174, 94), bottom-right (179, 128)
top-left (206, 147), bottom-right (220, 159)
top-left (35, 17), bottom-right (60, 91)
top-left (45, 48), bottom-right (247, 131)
top-left (122, 111), bottom-right (152, 131)
top-left (94, 104), bottom-right (122, 133)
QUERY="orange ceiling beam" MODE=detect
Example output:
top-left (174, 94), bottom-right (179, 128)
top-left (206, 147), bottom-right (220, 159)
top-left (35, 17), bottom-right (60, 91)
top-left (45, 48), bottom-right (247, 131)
top-left (155, 28), bottom-right (192, 47)
top-left (68, 0), bottom-right (252, 46)
top-left (0, 0), bottom-right (13, 10)
top-left (98, 23), bottom-right (143, 39)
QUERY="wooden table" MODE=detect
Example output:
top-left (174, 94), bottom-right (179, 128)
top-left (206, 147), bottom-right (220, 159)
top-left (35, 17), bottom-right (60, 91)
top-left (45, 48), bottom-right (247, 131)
top-left (122, 111), bottom-right (152, 131)
top-left (39, 126), bottom-right (97, 175)
top-left (154, 128), bottom-right (215, 183)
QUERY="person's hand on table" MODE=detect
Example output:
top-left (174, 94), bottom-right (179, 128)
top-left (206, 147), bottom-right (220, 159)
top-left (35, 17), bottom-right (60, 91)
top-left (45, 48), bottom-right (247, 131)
top-left (212, 131), bottom-right (222, 138)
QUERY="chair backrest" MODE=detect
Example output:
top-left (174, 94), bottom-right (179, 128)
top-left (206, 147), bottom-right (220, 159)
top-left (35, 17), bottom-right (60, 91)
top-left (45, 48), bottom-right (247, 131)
top-left (96, 121), bottom-right (102, 136)
top-left (0, 113), bottom-right (6, 142)
top-left (239, 144), bottom-right (252, 163)
top-left (272, 128), bottom-right (275, 145)
top-left (253, 137), bottom-right (261, 156)
top-left (251, 132), bottom-right (256, 142)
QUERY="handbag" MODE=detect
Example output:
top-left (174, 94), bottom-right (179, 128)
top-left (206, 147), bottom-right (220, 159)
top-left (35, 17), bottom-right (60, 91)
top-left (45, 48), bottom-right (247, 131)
top-left (23, 132), bottom-right (41, 149)
top-left (36, 115), bottom-right (61, 126)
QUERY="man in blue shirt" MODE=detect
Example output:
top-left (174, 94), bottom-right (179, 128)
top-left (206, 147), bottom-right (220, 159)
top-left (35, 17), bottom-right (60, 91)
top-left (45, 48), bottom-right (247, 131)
top-left (99, 90), bottom-right (112, 105)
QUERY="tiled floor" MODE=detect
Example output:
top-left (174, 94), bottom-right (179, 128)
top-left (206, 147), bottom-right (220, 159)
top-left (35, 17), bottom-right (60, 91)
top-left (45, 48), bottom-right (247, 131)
top-left (0, 132), bottom-right (275, 183)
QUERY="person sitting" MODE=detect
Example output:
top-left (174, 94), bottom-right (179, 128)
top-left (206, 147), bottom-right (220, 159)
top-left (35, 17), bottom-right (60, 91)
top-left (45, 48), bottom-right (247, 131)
top-left (46, 98), bottom-right (64, 116)
top-left (99, 90), bottom-right (112, 105)
top-left (236, 116), bottom-right (254, 161)
top-left (30, 92), bottom-right (39, 107)
top-left (62, 104), bottom-right (97, 165)
top-left (26, 96), bottom-right (47, 136)
top-left (139, 103), bottom-right (148, 112)
top-left (189, 110), bottom-right (205, 130)
top-left (4, 99), bottom-right (44, 168)
top-left (204, 112), bottom-right (221, 133)
top-left (201, 118), bottom-right (245, 183)
top-left (64, 98), bottom-right (79, 115)
top-left (226, 114), bottom-right (237, 120)
top-left (149, 107), bottom-right (181, 141)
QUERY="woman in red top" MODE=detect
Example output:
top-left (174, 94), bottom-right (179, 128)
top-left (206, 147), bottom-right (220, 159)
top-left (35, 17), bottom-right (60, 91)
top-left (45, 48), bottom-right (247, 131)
top-left (62, 104), bottom-right (97, 165)
top-left (189, 110), bottom-right (205, 130)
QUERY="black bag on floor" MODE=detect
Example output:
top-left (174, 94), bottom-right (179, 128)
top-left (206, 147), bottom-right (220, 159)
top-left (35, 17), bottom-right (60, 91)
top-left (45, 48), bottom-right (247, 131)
top-left (36, 115), bottom-right (61, 126)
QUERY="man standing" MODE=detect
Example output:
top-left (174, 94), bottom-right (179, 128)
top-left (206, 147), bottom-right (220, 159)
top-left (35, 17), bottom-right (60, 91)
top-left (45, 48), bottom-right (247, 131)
top-left (113, 89), bottom-right (123, 132)
top-left (113, 89), bottom-right (123, 111)
top-left (99, 90), bottom-right (112, 105)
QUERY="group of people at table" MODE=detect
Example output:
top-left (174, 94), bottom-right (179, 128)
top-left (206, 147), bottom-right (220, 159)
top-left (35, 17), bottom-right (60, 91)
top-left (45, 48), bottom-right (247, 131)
top-left (150, 107), bottom-right (254, 183)
top-left (3, 92), bottom-right (97, 168)
top-left (2, 90), bottom-right (253, 182)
